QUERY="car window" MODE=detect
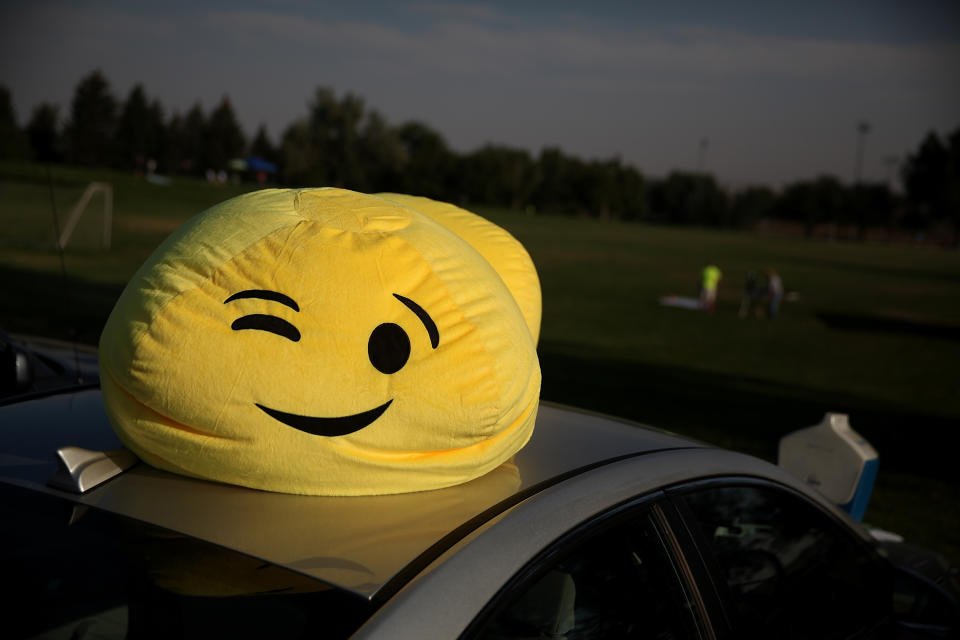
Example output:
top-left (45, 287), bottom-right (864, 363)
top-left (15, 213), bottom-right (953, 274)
top-left (679, 483), bottom-right (893, 640)
top-left (472, 507), bottom-right (704, 640)
top-left (891, 566), bottom-right (960, 634)
top-left (1, 484), bottom-right (375, 640)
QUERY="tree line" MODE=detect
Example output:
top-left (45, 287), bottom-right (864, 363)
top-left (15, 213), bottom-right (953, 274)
top-left (1, 70), bottom-right (957, 243)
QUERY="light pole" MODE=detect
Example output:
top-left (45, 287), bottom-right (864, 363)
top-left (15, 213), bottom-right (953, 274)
top-left (854, 121), bottom-right (871, 184)
top-left (697, 137), bottom-right (709, 173)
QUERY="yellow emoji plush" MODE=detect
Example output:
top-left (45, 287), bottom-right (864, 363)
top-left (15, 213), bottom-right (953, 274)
top-left (99, 188), bottom-right (541, 496)
top-left (375, 193), bottom-right (541, 341)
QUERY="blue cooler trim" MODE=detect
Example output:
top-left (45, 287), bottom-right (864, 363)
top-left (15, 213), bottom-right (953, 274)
top-left (839, 458), bottom-right (878, 522)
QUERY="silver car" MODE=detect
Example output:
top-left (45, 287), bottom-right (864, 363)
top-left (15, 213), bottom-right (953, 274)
top-left (2, 346), bottom-right (957, 639)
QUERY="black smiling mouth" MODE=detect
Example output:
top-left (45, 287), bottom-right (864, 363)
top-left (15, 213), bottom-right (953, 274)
top-left (231, 290), bottom-right (439, 438)
top-left (255, 399), bottom-right (393, 437)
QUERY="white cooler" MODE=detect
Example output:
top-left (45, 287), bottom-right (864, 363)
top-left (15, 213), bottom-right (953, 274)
top-left (778, 412), bottom-right (879, 522)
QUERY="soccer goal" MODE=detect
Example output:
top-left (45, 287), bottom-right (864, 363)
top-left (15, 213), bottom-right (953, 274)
top-left (58, 182), bottom-right (113, 250)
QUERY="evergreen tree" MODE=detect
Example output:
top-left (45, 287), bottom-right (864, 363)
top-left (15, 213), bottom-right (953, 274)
top-left (115, 84), bottom-right (156, 170)
top-left (178, 103), bottom-right (206, 174)
top-left (203, 96), bottom-right (245, 171)
top-left (26, 103), bottom-right (62, 163)
top-left (66, 70), bottom-right (117, 166)
top-left (902, 130), bottom-right (960, 244)
top-left (147, 99), bottom-right (166, 172)
top-left (0, 85), bottom-right (30, 160)
top-left (162, 112), bottom-right (184, 174)
top-left (250, 124), bottom-right (278, 164)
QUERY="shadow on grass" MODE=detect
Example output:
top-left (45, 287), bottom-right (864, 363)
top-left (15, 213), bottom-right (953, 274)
top-left (816, 312), bottom-right (960, 341)
top-left (539, 339), bottom-right (958, 483)
top-left (0, 263), bottom-right (123, 347)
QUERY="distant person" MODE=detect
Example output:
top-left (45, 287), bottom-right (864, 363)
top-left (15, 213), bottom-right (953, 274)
top-left (766, 268), bottom-right (783, 318)
top-left (700, 263), bottom-right (722, 311)
top-left (739, 270), bottom-right (759, 318)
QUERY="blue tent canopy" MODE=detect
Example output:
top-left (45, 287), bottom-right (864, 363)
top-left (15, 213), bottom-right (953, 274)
top-left (245, 156), bottom-right (278, 174)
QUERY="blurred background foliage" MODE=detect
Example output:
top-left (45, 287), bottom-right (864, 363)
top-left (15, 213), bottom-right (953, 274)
top-left (2, 70), bottom-right (959, 246)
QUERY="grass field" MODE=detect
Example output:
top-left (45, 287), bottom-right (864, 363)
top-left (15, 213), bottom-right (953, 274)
top-left (2, 162), bottom-right (958, 564)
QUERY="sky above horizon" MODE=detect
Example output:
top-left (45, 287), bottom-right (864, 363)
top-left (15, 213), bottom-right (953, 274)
top-left (2, 0), bottom-right (958, 188)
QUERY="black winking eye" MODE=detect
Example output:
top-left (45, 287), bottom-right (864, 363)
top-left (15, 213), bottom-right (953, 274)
top-left (232, 314), bottom-right (301, 342)
top-left (368, 323), bottom-right (410, 374)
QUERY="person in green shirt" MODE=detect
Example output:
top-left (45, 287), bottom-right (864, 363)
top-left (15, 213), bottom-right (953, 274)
top-left (700, 264), bottom-right (722, 311)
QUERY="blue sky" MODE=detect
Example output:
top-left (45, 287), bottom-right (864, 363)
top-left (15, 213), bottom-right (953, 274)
top-left (2, 1), bottom-right (958, 187)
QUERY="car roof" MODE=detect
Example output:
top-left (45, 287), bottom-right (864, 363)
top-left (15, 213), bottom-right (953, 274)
top-left (0, 387), bottom-right (707, 601)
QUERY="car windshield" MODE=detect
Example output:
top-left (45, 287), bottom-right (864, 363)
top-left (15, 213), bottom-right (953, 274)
top-left (3, 483), bottom-right (376, 640)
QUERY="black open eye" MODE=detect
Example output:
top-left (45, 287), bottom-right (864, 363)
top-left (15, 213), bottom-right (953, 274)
top-left (368, 323), bottom-right (410, 374)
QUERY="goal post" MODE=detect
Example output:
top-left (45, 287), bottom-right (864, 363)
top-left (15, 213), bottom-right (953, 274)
top-left (58, 182), bottom-right (113, 250)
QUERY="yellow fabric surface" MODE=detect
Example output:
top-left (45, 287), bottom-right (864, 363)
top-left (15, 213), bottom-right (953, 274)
top-left (100, 188), bottom-right (541, 496)
top-left (375, 193), bottom-right (541, 342)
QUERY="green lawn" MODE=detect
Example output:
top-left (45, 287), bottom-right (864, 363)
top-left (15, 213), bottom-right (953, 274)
top-left (2, 162), bottom-right (958, 564)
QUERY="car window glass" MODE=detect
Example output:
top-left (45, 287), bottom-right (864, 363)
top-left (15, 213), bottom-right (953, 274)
top-left (474, 509), bottom-right (703, 640)
top-left (1, 484), bottom-right (375, 640)
top-left (892, 567), bottom-right (959, 632)
top-left (680, 484), bottom-right (892, 640)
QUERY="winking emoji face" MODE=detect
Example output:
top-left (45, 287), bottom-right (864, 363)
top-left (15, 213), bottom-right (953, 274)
top-left (100, 188), bottom-right (541, 496)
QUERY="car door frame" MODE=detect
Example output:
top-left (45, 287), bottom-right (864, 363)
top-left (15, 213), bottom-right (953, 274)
top-left (352, 447), bottom-right (807, 640)
top-left (664, 476), bottom-right (901, 639)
